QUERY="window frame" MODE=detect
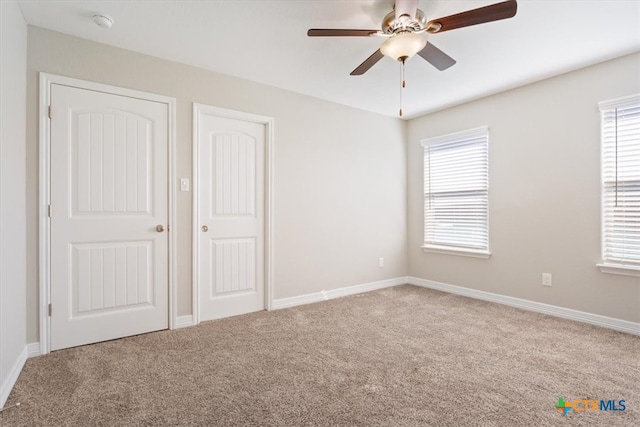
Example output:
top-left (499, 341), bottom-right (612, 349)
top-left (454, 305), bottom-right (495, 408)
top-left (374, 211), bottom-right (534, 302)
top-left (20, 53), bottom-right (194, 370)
top-left (421, 126), bottom-right (491, 259)
top-left (597, 93), bottom-right (640, 277)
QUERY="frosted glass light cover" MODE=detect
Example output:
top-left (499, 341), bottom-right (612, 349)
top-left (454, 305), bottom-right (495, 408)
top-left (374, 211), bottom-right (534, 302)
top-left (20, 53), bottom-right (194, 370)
top-left (380, 32), bottom-right (426, 60)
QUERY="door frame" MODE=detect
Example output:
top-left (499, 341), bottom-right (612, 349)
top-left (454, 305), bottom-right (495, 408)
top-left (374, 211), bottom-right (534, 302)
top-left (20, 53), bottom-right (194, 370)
top-left (38, 73), bottom-right (177, 354)
top-left (192, 103), bottom-right (274, 324)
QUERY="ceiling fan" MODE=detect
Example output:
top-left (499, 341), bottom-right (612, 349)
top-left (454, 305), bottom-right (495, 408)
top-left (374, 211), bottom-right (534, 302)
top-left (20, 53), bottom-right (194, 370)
top-left (308, 0), bottom-right (518, 76)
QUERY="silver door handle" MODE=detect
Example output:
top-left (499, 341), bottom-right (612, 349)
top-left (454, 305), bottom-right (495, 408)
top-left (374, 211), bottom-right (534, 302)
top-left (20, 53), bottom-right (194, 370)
top-left (156, 224), bottom-right (165, 232)
top-left (201, 225), bottom-right (208, 232)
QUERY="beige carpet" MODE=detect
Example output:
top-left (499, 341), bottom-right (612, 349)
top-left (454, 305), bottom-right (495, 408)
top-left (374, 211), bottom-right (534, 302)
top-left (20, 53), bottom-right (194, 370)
top-left (2, 285), bottom-right (639, 426)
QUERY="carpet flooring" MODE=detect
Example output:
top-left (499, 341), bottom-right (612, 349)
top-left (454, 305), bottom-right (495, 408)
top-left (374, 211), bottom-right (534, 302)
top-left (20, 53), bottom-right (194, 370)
top-left (1, 285), bottom-right (639, 426)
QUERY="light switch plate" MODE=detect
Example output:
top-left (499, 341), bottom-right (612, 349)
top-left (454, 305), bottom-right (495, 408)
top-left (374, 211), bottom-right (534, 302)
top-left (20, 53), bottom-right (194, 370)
top-left (180, 178), bottom-right (190, 192)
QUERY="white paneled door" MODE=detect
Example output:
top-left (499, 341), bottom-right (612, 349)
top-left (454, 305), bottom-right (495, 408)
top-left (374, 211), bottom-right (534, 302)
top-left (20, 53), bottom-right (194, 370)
top-left (50, 84), bottom-right (169, 350)
top-left (197, 110), bottom-right (266, 321)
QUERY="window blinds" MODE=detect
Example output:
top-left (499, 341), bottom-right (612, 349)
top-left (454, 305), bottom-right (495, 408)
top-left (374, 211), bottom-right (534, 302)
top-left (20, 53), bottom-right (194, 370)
top-left (600, 95), bottom-right (640, 266)
top-left (422, 127), bottom-right (489, 251)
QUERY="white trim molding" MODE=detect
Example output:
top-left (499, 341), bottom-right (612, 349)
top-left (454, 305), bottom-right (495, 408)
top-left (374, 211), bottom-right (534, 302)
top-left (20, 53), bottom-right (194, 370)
top-left (597, 263), bottom-right (640, 278)
top-left (27, 342), bottom-right (41, 358)
top-left (192, 103), bottom-right (274, 324)
top-left (0, 346), bottom-right (27, 408)
top-left (38, 73), bottom-right (178, 353)
top-left (421, 245), bottom-right (491, 259)
top-left (408, 276), bottom-right (640, 336)
top-left (272, 277), bottom-right (407, 310)
top-left (174, 315), bottom-right (196, 329)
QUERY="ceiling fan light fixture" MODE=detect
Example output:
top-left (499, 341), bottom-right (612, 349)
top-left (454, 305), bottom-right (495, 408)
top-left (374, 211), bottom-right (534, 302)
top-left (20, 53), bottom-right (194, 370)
top-left (380, 32), bottom-right (426, 61)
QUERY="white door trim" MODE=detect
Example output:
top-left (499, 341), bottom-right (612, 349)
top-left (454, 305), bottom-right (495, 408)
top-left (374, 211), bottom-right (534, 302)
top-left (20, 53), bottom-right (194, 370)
top-left (192, 103), bottom-right (274, 325)
top-left (38, 73), bottom-right (177, 354)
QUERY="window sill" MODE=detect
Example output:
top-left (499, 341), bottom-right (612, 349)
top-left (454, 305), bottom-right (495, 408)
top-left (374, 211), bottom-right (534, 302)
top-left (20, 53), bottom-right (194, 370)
top-left (597, 263), bottom-right (640, 278)
top-left (421, 245), bottom-right (491, 259)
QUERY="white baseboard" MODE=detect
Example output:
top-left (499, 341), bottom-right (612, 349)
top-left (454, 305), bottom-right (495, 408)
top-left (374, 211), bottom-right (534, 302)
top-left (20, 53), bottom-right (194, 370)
top-left (27, 342), bottom-right (41, 358)
top-left (408, 276), bottom-right (640, 336)
top-left (0, 345), bottom-right (28, 409)
top-left (272, 276), bottom-right (407, 310)
top-left (174, 315), bottom-right (195, 329)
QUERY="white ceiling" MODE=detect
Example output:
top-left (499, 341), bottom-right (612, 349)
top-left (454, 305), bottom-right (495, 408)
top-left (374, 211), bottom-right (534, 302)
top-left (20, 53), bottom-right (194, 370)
top-left (18, 0), bottom-right (640, 119)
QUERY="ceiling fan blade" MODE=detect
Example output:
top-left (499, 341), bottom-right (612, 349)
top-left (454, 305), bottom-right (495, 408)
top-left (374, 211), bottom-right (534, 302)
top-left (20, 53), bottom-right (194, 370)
top-left (307, 29), bottom-right (378, 37)
top-left (426, 0), bottom-right (517, 33)
top-left (395, 0), bottom-right (418, 20)
top-left (350, 49), bottom-right (384, 75)
top-left (417, 43), bottom-right (456, 71)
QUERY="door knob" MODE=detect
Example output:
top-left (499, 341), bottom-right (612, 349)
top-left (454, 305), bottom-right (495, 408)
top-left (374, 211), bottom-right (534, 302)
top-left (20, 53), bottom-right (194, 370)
top-left (201, 225), bottom-right (208, 232)
top-left (156, 224), bottom-right (165, 232)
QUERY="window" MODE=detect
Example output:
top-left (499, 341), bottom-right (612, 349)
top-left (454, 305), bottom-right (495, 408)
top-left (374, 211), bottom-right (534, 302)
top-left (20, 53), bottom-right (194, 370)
top-left (598, 94), bottom-right (640, 276)
top-left (421, 126), bottom-right (489, 258)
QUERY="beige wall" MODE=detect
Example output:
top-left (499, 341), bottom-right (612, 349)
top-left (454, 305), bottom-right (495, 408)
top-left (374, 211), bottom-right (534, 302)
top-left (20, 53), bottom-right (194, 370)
top-left (1, 0), bottom-right (28, 404)
top-left (26, 27), bottom-right (408, 342)
top-left (24, 26), bottom-right (639, 345)
top-left (408, 53), bottom-right (640, 323)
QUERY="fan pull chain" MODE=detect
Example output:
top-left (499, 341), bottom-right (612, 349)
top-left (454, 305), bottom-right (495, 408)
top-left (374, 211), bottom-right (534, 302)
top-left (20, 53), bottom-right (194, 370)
top-left (402, 58), bottom-right (406, 88)
top-left (399, 58), bottom-right (406, 117)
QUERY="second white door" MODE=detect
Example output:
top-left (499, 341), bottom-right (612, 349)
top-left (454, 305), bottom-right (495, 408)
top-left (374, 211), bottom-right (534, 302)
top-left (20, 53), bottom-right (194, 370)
top-left (196, 108), bottom-right (266, 321)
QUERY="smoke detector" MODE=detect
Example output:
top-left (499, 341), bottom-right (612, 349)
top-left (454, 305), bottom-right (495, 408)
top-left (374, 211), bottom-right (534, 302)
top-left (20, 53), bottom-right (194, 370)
top-left (92, 13), bottom-right (114, 29)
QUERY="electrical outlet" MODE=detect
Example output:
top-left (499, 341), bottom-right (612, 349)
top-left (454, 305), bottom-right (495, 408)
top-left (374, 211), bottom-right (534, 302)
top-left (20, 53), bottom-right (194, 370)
top-left (378, 257), bottom-right (384, 268)
top-left (542, 273), bottom-right (552, 287)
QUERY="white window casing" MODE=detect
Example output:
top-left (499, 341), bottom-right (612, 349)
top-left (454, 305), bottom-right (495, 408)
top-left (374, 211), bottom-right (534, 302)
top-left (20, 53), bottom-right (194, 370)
top-left (421, 126), bottom-right (490, 258)
top-left (598, 94), bottom-right (640, 277)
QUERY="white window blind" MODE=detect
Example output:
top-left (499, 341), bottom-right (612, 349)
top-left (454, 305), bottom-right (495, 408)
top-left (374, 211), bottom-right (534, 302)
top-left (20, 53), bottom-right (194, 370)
top-left (422, 126), bottom-right (489, 253)
top-left (600, 94), bottom-right (640, 267)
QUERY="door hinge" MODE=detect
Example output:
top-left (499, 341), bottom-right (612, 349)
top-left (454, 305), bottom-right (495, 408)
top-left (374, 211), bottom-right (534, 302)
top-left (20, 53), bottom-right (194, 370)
top-left (48, 303), bottom-right (52, 316)
top-left (48, 105), bottom-right (52, 119)
top-left (48, 204), bottom-right (52, 218)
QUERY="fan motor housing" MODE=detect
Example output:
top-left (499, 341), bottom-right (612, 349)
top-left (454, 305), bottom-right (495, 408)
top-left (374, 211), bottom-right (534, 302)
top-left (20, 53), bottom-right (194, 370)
top-left (381, 9), bottom-right (426, 34)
